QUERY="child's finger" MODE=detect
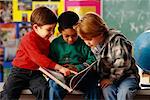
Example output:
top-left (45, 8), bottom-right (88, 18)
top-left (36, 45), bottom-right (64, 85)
top-left (70, 70), bottom-right (78, 75)
top-left (64, 70), bottom-right (70, 76)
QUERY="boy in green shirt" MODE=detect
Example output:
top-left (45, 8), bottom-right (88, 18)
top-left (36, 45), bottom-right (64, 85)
top-left (49, 11), bottom-right (100, 100)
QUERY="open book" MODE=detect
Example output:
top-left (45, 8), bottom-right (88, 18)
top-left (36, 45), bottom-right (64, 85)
top-left (38, 36), bottom-right (113, 93)
top-left (39, 60), bottom-right (97, 93)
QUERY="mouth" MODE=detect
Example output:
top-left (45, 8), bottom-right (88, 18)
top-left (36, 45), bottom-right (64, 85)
top-left (67, 41), bottom-right (75, 44)
top-left (45, 34), bottom-right (53, 40)
top-left (68, 42), bottom-right (74, 44)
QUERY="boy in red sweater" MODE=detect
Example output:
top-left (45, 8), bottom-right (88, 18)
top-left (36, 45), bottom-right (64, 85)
top-left (0, 7), bottom-right (72, 100)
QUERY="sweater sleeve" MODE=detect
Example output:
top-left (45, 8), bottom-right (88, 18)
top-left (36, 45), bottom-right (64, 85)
top-left (109, 36), bottom-right (133, 82)
top-left (21, 36), bottom-right (56, 69)
top-left (76, 44), bottom-right (96, 72)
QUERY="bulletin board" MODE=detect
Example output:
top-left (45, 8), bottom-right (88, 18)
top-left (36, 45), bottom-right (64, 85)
top-left (0, 23), bottom-right (18, 81)
top-left (12, 0), bottom-right (32, 22)
top-left (65, 0), bottom-right (102, 18)
top-left (0, 0), bottom-right (13, 23)
top-left (12, 0), bottom-right (64, 36)
top-left (12, 0), bottom-right (62, 22)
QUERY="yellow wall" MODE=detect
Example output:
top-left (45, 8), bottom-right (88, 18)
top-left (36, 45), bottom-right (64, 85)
top-left (12, 0), bottom-right (64, 36)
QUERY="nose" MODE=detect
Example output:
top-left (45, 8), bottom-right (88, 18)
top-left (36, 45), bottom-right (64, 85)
top-left (48, 33), bottom-right (53, 37)
top-left (46, 31), bottom-right (54, 39)
top-left (50, 31), bottom-right (54, 35)
top-left (48, 31), bottom-right (54, 37)
top-left (68, 37), bottom-right (73, 41)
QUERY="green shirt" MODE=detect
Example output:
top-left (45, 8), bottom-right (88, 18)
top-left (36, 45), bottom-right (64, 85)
top-left (49, 35), bottom-right (96, 72)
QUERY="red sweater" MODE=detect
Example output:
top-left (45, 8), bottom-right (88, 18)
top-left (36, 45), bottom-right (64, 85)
top-left (12, 30), bottom-right (56, 70)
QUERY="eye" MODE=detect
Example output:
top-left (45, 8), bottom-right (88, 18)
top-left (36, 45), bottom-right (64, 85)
top-left (64, 35), bottom-right (69, 38)
top-left (47, 29), bottom-right (52, 32)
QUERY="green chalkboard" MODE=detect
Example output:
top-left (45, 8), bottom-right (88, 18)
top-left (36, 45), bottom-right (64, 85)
top-left (103, 0), bottom-right (150, 41)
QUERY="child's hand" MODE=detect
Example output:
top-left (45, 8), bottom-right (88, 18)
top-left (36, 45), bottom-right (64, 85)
top-left (58, 67), bottom-right (71, 76)
top-left (100, 79), bottom-right (112, 88)
top-left (63, 64), bottom-right (78, 72)
top-left (63, 64), bottom-right (78, 75)
top-left (54, 64), bottom-right (71, 76)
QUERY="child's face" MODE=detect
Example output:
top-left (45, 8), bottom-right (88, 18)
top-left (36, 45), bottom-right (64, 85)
top-left (34, 23), bottom-right (56, 40)
top-left (81, 33), bottom-right (104, 48)
top-left (62, 28), bottom-right (78, 45)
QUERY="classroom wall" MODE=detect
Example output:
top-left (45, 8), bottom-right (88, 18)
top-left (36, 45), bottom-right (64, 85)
top-left (0, 0), bottom-right (102, 82)
top-left (1, 0), bottom-right (150, 82)
top-left (103, 0), bottom-right (150, 41)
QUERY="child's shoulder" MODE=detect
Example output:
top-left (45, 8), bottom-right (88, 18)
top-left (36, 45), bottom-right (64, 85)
top-left (77, 37), bottom-right (87, 46)
top-left (21, 31), bottom-right (31, 41)
top-left (76, 37), bottom-right (85, 43)
top-left (108, 29), bottom-right (132, 47)
top-left (108, 29), bottom-right (127, 41)
top-left (51, 35), bottom-right (63, 43)
top-left (76, 37), bottom-right (90, 48)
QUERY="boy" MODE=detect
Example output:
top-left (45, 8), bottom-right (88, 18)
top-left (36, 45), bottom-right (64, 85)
top-left (49, 11), bottom-right (100, 100)
top-left (0, 7), bottom-right (72, 100)
top-left (74, 12), bottom-right (140, 100)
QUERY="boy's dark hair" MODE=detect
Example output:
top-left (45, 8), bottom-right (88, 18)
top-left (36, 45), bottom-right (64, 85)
top-left (30, 6), bottom-right (57, 26)
top-left (58, 11), bottom-right (79, 33)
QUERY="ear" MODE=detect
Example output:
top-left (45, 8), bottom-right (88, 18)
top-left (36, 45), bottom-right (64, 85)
top-left (32, 24), bottom-right (38, 31)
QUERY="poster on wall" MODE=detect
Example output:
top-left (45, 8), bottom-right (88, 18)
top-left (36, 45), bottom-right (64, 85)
top-left (18, 0), bottom-right (32, 11)
top-left (13, 0), bottom-right (61, 22)
top-left (65, 0), bottom-right (102, 18)
top-left (17, 22), bottom-right (32, 38)
top-left (0, 0), bottom-right (13, 23)
top-left (13, 0), bottom-right (32, 22)
top-left (0, 23), bottom-right (18, 62)
top-left (33, 1), bottom-right (59, 15)
top-left (68, 0), bottom-right (99, 1)
top-left (0, 23), bottom-right (17, 46)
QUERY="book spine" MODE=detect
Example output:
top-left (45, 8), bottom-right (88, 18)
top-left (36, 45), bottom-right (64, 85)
top-left (39, 67), bottom-right (73, 93)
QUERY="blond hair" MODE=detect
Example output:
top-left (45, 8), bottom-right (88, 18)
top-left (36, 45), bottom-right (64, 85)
top-left (74, 12), bottom-right (109, 39)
